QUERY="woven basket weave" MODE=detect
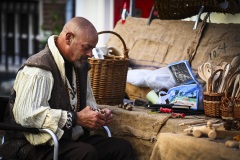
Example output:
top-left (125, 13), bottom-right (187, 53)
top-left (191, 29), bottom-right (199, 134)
top-left (234, 99), bottom-right (240, 120)
top-left (221, 69), bottom-right (240, 120)
top-left (154, 0), bottom-right (239, 20)
top-left (89, 31), bottom-right (129, 106)
top-left (203, 69), bottom-right (224, 117)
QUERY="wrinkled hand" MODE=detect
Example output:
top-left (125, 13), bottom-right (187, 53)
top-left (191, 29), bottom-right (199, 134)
top-left (76, 106), bottom-right (106, 129)
top-left (101, 108), bottom-right (113, 126)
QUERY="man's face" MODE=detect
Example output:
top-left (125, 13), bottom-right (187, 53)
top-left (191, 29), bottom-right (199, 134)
top-left (68, 31), bottom-right (98, 64)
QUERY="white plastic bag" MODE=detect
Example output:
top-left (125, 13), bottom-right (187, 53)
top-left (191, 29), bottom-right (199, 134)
top-left (127, 69), bottom-right (152, 87)
top-left (145, 67), bottom-right (176, 91)
top-left (127, 67), bottom-right (176, 91)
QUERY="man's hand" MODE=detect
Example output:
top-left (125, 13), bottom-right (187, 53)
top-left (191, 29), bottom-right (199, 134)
top-left (76, 106), bottom-right (107, 129)
top-left (101, 108), bottom-right (113, 126)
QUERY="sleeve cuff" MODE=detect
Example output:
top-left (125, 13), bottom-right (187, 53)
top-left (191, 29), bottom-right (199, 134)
top-left (58, 110), bottom-right (68, 128)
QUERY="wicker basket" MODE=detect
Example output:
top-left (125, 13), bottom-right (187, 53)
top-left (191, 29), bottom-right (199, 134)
top-left (89, 31), bottom-right (129, 106)
top-left (154, 0), bottom-right (239, 20)
top-left (203, 69), bottom-right (224, 117)
top-left (234, 99), bottom-right (240, 120)
top-left (221, 70), bottom-right (240, 120)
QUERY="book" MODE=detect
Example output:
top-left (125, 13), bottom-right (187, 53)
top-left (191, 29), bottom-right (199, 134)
top-left (167, 60), bottom-right (204, 110)
top-left (168, 60), bottom-right (199, 85)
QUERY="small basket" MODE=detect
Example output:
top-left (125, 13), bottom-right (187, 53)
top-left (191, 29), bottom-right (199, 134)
top-left (154, 0), bottom-right (239, 20)
top-left (221, 97), bottom-right (234, 119)
top-left (203, 69), bottom-right (224, 117)
top-left (234, 99), bottom-right (240, 120)
top-left (221, 70), bottom-right (240, 120)
top-left (89, 31), bottom-right (129, 106)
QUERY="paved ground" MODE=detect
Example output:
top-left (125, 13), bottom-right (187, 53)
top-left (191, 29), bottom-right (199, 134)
top-left (0, 64), bottom-right (18, 96)
top-left (0, 68), bottom-right (17, 144)
top-left (0, 61), bottom-right (18, 143)
top-left (0, 55), bottom-right (22, 96)
top-left (0, 53), bottom-right (32, 96)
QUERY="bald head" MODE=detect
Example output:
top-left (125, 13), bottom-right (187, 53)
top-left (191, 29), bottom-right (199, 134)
top-left (61, 17), bottom-right (97, 37)
top-left (56, 17), bottom-right (98, 63)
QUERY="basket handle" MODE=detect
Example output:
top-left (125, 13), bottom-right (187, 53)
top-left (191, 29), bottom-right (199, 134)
top-left (98, 31), bottom-right (129, 59)
top-left (207, 68), bottom-right (223, 93)
top-left (224, 69), bottom-right (240, 98)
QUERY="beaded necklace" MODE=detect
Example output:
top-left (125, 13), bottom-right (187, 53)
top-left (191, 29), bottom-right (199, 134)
top-left (74, 67), bottom-right (81, 112)
top-left (65, 67), bottom-right (81, 112)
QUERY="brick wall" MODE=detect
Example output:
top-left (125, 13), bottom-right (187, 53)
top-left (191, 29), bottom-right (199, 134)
top-left (42, 0), bottom-right (66, 33)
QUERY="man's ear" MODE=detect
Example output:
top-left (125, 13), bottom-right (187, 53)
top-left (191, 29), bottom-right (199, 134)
top-left (66, 32), bottom-right (73, 44)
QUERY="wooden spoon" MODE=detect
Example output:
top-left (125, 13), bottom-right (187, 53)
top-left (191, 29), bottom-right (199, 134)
top-left (236, 85), bottom-right (240, 99)
top-left (212, 70), bottom-right (222, 92)
top-left (218, 63), bottom-right (231, 93)
top-left (232, 74), bottom-right (240, 98)
top-left (222, 56), bottom-right (240, 93)
top-left (230, 56), bottom-right (240, 72)
top-left (202, 62), bottom-right (212, 92)
top-left (198, 64), bottom-right (207, 82)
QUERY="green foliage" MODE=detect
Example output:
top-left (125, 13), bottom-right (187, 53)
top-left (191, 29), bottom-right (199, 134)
top-left (50, 12), bottom-right (62, 35)
top-left (40, 1), bottom-right (63, 46)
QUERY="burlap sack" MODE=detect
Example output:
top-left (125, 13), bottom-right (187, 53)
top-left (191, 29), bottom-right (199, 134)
top-left (106, 17), bottom-right (240, 74)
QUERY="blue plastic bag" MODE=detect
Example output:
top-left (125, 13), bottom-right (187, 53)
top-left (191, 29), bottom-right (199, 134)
top-left (167, 60), bottom-right (203, 110)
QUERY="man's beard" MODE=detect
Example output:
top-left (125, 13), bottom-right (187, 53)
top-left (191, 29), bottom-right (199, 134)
top-left (73, 56), bottom-right (88, 68)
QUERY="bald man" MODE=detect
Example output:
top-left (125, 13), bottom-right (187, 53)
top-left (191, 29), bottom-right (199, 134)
top-left (0, 17), bottom-right (135, 160)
